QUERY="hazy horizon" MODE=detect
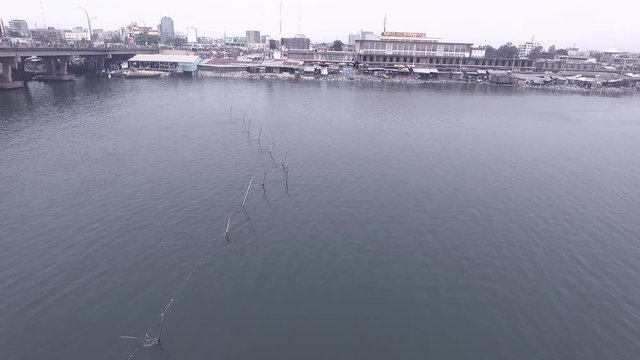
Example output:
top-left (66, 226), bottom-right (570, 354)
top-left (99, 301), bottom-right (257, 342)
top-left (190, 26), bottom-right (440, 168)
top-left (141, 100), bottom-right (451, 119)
top-left (3, 0), bottom-right (639, 51)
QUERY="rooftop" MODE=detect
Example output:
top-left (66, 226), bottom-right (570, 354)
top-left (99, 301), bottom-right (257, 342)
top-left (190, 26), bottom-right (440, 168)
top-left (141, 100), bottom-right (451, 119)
top-left (128, 54), bottom-right (202, 64)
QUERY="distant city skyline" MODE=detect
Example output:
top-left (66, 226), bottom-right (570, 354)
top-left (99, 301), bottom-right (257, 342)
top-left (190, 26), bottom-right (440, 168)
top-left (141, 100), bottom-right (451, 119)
top-left (3, 0), bottom-right (639, 51)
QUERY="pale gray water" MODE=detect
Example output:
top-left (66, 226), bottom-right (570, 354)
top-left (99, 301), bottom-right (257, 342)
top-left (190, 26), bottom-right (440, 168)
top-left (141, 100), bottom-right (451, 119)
top-left (1, 78), bottom-right (640, 360)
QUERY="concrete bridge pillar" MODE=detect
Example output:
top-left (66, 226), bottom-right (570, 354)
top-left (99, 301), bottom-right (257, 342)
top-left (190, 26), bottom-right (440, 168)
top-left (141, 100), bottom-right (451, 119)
top-left (43, 55), bottom-right (74, 81)
top-left (96, 56), bottom-right (105, 73)
top-left (0, 57), bottom-right (25, 90)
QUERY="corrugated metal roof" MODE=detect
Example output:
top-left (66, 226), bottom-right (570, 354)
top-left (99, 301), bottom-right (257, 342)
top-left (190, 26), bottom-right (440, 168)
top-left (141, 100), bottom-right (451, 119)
top-left (413, 68), bottom-right (439, 74)
top-left (128, 54), bottom-right (202, 64)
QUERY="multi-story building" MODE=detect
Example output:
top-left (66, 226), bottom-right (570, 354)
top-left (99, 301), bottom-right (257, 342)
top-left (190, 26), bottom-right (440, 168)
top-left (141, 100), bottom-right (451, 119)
top-left (29, 27), bottom-right (64, 43)
top-left (8, 19), bottom-right (29, 35)
top-left (518, 42), bottom-right (540, 58)
top-left (159, 17), bottom-right (175, 40)
top-left (246, 30), bottom-right (261, 44)
top-left (356, 32), bottom-right (472, 65)
top-left (281, 35), bottom-right (310, 50)
top-left (187, 27), bottom-right (197, 43)
top-left (356, 32), bottom-right (535, 70)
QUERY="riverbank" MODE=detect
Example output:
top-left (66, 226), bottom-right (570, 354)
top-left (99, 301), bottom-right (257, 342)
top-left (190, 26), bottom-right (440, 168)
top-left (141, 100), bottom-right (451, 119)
top-left (197, 71), bottom-right (639, 97)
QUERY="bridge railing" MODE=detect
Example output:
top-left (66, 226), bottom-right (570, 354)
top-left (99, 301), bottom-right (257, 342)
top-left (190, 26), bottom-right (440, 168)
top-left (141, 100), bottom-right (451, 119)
top-left (0, 42), bottom-right (158, 51)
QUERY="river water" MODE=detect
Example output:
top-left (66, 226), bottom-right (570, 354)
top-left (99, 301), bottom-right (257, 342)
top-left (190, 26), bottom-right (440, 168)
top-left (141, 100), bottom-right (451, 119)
top-left (1, 78), bottom-right (640, 360)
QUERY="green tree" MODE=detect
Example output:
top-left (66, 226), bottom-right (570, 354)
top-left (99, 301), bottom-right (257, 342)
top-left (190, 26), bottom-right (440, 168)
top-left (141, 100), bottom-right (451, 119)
top-left (331, 40), bottom-right (344, 51)
top-left (169, 37), bottom-right (186, 47)
top-left (495, 43), bottom-right (519, 58)
top-left (482, 45), bottom-right (496, 58)
top-left (107, 36), bottom-right (122, 43)
top-left (135, 33), bottom-right (160, 45)
top-left (8, 30), bottom-right (22, 37)
top-left (547, 45), bottom-right (556, 53)
top-left (528, 46), bottom-right (544, 60)
top-left (555, 48), bottom-right (568, 56)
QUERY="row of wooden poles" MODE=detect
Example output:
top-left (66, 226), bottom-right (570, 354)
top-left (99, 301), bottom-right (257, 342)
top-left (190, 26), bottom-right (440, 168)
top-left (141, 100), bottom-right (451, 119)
top-left (122, 104), bottom-right (292, 359)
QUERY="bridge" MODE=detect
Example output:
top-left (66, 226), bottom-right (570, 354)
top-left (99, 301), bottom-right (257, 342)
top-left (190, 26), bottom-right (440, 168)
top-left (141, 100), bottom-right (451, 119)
top-left (0, 45), bottom-right (157, 89)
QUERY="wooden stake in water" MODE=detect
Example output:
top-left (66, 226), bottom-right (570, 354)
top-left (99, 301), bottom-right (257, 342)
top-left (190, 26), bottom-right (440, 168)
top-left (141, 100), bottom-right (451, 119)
top-left (268, 142), bottom-right (274, 154)
top-left (225, 216), bottom-right (231, 235)
top-left (262, 171), bottom-right (267, 188)
top-left (282, 151), bottom-right (290, 170)
top-left (241, 178), bottom-right (253, 207)
top-left (246, 119), bottom-right (251, 135)
top-left (285, 168), bottom-right (289, 190)
top-left (242, 112), bottom-right (246, 124)
top-left (258, 125), bottom-right (262, 145)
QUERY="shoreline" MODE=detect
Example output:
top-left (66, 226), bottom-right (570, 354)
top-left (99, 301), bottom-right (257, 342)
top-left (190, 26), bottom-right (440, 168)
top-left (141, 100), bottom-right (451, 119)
top-left (196, 71), bottom-right (640, 97)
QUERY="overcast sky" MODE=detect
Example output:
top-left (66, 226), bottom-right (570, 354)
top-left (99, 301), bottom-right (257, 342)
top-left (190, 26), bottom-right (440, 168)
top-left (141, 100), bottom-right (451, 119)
top-left (3, 0), bottom-right (639, 51)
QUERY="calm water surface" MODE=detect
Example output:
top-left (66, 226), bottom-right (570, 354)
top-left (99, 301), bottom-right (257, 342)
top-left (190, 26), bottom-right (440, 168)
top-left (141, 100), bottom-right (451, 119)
top-left (1, 78), bottom-right (640, 360)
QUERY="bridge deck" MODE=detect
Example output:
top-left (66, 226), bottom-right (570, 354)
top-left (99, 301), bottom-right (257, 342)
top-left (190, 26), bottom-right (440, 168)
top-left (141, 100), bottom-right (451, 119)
top-left (0, 46), bottom-right (157, 58)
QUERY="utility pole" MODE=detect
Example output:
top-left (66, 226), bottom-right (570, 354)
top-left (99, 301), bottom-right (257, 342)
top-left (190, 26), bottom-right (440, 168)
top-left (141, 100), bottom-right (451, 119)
top-left (78, 7), bottom-right (96, 47)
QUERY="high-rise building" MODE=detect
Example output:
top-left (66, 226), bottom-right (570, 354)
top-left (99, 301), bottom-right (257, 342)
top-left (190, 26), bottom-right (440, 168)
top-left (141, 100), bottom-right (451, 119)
top-left (246, 30), bottom-right (261, 44)
top-left (0, 19), bottom-right (6, 38)
top-left (518, 42), bottom-right (540, 58)
top-left (187, 27), bottom-right (197, 43)
top-left (159, 16), bottom-right (175, 39)
top-left (8, 19), bottom-right (29, 35)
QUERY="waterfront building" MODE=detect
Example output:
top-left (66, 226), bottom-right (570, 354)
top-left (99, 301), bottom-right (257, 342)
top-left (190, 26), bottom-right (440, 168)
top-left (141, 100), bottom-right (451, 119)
top-left (246, 30), bottom-right (261, 44)
top-left (159, 17), bottom-right (175, 40)
top-left (518, 41), bottom-right (540, 58)
top-left (127, 54), bottom-right (202, 75)
top-left (287, 50), bottom-right (355, 65)
top-left (8, 19), bottom-right (28, 35)
top-left (281, 36), bottom-right (310, 50)
top-left (599, 51), bottom-right (640, 70)
top-left (534, 59), bottom-right (602, 72)
top-left (187, 27), bottom-right (197, 43)
top-left (356, 32), bottom-right (478, 67)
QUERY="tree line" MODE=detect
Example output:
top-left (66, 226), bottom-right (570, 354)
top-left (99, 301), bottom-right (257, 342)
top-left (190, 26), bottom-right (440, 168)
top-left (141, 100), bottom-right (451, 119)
top-left (481, 43), bottom-right (569, 59)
